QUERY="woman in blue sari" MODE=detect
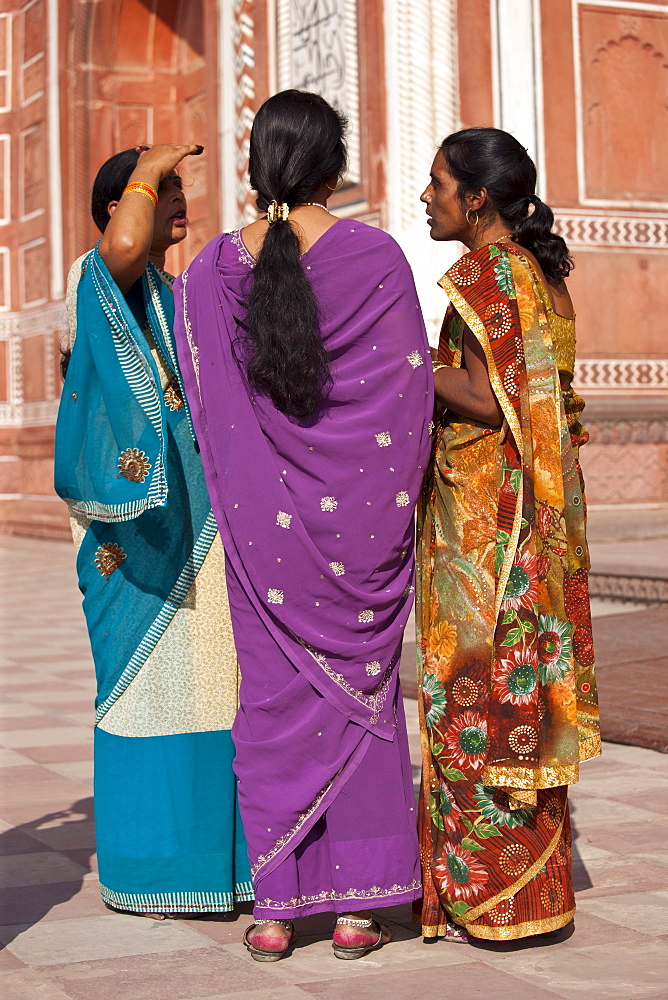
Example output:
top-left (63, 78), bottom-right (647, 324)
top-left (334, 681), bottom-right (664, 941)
top-left (55, 144), bottom-right (252, 917)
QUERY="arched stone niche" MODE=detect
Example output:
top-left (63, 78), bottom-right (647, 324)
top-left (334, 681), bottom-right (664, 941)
top-left (64, 0), bottom-right (221, 273)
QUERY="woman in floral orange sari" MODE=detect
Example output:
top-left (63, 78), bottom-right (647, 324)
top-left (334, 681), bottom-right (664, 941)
top-left (416, 128), bottom-right (601, 941)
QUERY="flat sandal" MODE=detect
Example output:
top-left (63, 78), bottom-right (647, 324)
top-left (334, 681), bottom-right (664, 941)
top-left (243, 920), bottom-right (296, 962)
top-left (332, 918), bottom-right (393, 960)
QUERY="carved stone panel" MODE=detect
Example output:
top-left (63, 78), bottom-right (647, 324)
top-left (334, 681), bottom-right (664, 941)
top-left (20, 239), bottom-right (48, 307)
top-left (0, 246), bottom-right (8, 310)
top-left (276, 0), bottom-right (361, 183)
top-left (579, 7), bottom-right (668, 203)
top-left (116, 104), bottom-right (153, 148)
top-left (20, 123), bottom-right (46, 218)
top-left (22, 0), bottom-right (45, 64)
top-left (21, 334), bottom-right (45, 402)
top-left (0, 13), bottom-right (11, 111)
top-left (21, 53), bottom-right (45, 106)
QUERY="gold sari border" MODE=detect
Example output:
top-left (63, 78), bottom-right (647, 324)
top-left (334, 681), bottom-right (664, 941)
top-left (438, 274), bottom-right (524, 622)
top-left (580, 733), bottom-right (602, 762)
top-left (466, 907), bottom-right (575, 941)
top-left (458, 812), bottom-right (566, 924)
top-left (483, 761), bottom-right (580, 789)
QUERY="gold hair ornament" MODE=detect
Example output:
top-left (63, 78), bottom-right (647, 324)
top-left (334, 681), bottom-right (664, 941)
top-left (267, 201), bottom-right (290, 224)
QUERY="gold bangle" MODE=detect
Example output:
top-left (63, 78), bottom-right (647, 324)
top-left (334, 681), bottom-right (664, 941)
top-left (432, 362), bottom-right (447, 373)
top-left (123, 182), bottom-right (158, 208)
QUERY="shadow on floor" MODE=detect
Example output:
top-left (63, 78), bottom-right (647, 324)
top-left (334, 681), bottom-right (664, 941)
top-left (0, 796), bottom-right (95, 948)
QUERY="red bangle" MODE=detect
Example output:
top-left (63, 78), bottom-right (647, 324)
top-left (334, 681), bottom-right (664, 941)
top-left (123, 182), bottom-right (158, 208)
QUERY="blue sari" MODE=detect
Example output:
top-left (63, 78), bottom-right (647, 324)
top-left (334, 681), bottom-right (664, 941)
top-left (54, 248), bottom-right (252, 912)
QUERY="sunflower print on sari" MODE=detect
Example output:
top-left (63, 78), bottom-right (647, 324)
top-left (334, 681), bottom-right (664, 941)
top-left (422, 673), bottom-right (447, 728)
top-left (415, 241), bottom-right (600, 940)
top-left (473, 784), bottom-right (533, 829)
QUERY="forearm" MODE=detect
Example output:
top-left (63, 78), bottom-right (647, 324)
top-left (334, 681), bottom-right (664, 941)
top-left (98, 164), bottom-right (162, 292)
top-left (434, 367), bottom-right (503, 426)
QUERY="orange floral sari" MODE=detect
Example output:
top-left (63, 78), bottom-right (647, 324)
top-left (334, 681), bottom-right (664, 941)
top-left (416, 242), bottom-right (601, 940)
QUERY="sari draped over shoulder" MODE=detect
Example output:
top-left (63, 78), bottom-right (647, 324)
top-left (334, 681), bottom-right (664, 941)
top-left (173, 221), bottom-right (433, 918)
top-left (416, 241), bottom-right (601, 940)
top-left (54, 248), bottom-right (252, 913)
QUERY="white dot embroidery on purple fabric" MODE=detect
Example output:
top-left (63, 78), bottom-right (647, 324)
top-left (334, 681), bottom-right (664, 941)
top-left (366, 661), bottom-right (381, 676)
top-left (358, 610), bottom-right (374, 623)
top-left (276, 511), bottom-right (292, 529)
top-left (375, 432), bottom-right (392, 447)
top-left (329, 562), bottom-right (345, 576)
top-left (407, 351), bottom-right (424, 368)
top-left (396, 492), bottom-right (410, 507)
top-left (320, 496), bottom-right (338, 512)
top-left (268, 589), bottom-right (284, 605)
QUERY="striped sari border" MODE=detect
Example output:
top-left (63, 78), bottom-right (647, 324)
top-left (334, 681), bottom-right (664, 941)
top-left (100, 881), bottom-right (255, 913)
top-left (88, 255), bottom-right (168, 520)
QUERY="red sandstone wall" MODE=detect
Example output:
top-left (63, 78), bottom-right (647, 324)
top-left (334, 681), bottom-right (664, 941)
top-left (1, 0), bottom-right (666, 538)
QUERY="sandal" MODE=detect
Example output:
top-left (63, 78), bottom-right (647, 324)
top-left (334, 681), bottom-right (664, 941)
top-left (243, 919), bottom-right (296, 962)
top-left (332, 916), bottom-right (393, 960)
top-left (443, 920), bottom-right (470, 943)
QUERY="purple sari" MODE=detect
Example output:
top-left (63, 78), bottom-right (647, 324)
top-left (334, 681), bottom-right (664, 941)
top-left (173, 220), bottom-right (433, 917)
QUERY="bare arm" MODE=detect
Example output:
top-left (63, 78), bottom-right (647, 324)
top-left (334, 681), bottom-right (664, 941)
top-left (434, 327), bottom-right (503, 426)
top-left (99, 143), bottom-right (202, 294)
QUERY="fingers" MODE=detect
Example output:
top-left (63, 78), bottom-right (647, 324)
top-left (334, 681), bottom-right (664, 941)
top-left (178, 143), bottom-right (204, 158)
top-left (137, 143), bottom-right (203, 154)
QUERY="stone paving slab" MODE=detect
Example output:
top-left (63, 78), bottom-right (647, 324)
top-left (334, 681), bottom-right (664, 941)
top-left (1, 535), bottom-right (667, 999)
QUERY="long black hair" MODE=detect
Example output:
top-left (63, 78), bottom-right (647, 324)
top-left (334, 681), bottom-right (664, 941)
top-left (61, 148), bottom-right (141, 378)
top-left (243, 90), bottom-right (348, 420)
top-left (442, 128), bottom-right (573, 281)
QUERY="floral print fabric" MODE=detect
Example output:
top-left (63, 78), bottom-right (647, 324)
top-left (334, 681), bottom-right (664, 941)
top-left (415, 243), bottom-right (601, 940)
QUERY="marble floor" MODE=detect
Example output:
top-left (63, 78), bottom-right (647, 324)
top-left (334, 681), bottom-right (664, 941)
top-left (1, 536), bottom-right (666, 1000)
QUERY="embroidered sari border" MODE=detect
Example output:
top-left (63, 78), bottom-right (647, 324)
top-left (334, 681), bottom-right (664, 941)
top-left (90, 255), bottom-right (168, 515)
top-left (580, 733), bottom-right (602, 762)
top-left (482, 762), bottom-right (580, 789)
top-left (254, 880), bottom-right (422, 912)
top-left (145, 265), bottom-right (198, 443)
top-left (421, 907), bottom-right (575, 940)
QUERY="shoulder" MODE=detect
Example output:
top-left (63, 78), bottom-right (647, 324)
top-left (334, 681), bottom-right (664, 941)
top-left (345, 220), bottom-right (403, 253)
top-left (343, 222), bottom-right (414, 276)
top-left (183, 233), bottom-right (229, 281)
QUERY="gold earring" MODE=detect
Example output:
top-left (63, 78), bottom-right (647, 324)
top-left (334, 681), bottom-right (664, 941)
top-left (326, 178), bottom-right (342, 193)
top-left (466, 208), bottom-right (479, 227)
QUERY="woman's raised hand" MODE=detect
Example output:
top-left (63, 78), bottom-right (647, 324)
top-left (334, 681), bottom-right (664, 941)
top-left (134, 143), bottom-right (204, 182)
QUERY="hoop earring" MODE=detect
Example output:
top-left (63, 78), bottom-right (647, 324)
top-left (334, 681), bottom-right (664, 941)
top-left (465, 208), bottom-right (479, 227)
top-left (326, 178), bottom-right (342, 193)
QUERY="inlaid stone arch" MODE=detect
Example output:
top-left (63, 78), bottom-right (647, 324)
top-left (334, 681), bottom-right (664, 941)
top-left (65, 0), bottom-right (221, 271)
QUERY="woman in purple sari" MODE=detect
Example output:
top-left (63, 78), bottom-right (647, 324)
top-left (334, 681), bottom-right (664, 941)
top-left (173, 90), bottom-right (432, 961)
